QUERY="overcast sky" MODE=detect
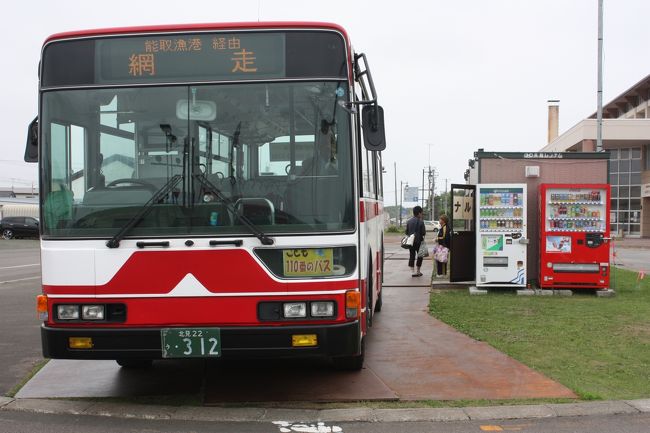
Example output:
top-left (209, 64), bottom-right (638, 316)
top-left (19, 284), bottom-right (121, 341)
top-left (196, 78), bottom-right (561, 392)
top-left (3, 0), bottom-right (650, 203)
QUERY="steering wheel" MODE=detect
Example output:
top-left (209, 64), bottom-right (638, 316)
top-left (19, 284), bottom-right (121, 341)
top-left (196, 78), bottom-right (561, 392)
top-left (106, 178), bottom-right (158, 193)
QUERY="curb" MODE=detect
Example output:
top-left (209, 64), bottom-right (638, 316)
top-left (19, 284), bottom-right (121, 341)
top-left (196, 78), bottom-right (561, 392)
top-left (2, 398), bottom-right (650, 423)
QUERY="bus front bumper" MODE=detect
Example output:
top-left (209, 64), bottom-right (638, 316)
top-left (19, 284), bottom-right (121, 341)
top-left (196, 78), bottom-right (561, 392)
top-left (41, 321), bottom-right (360, 360)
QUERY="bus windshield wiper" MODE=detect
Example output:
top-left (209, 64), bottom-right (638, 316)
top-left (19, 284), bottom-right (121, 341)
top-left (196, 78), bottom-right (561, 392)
top-left (106, 175), bottom-right (183, 249)
top-left (194, 174), bottom-right (274, 245)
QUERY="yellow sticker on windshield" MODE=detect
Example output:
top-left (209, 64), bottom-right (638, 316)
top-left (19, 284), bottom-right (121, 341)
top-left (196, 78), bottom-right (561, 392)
top-left (283, 249), bottom-right (334, 277)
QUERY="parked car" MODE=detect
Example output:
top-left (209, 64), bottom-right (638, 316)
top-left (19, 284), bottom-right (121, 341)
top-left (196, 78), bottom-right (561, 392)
top-left (1, 216), bottom-right (39, 239)
top-left (424, 220), bottom-right (441, 232)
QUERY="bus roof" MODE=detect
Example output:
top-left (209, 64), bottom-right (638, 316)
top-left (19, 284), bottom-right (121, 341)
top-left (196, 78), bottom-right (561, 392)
top-left (44, 21), bottom-right (350, 45)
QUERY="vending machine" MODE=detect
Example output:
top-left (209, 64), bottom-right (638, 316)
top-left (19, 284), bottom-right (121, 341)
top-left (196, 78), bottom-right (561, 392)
top-left (476, 184), bottom-right (528, 287)
top-left (539, 184), bottom-right (611, 290)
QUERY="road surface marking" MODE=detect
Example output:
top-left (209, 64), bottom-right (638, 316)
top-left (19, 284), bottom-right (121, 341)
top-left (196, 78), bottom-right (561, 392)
top-left (0, 263), bottom-right (40, 270)
top-left (0, 276), bottom-right (41, 285)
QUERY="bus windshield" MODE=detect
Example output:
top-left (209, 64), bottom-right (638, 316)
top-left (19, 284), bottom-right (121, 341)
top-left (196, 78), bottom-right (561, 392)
top-left (40, 81), bottom-right (354, 238)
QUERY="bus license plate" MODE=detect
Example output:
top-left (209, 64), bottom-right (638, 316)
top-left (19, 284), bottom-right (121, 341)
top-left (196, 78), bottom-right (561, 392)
top-left (283, 248), bottom-right (334, 277)
top-left (161, 328), bottom-right (221, 358)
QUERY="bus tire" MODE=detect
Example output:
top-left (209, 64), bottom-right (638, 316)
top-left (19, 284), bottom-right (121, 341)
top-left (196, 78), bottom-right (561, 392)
top-left (331, 337), bottom-right (365, 371)
top-left (374, 289), bottom-right (383, 313)
top-left (116, 359), bottom-right (153, 368)
top-left (366, 259), bottom-right (373, 328)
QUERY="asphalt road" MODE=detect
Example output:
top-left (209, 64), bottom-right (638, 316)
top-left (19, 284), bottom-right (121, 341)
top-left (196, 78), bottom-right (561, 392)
top-left (0, 240), bottom-right (42, 395)
top-left (3, 409), bottom-right (650, 433)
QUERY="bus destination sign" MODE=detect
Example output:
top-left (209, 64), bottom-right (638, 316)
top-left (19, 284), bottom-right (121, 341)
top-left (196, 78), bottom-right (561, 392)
top-left (98, 33), bottom-right (286, 83)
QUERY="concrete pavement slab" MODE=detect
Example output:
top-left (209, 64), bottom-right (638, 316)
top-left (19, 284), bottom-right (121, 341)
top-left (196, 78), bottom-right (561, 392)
top-left (382, 254), bottom-right (434, 287)
top-left (0, 397), bottom-right (13, 408)
top-left (203, 357), bottom-right (397, 403)
top-left (259, 408), bottom-right (321, 422)
top-left (626, 399), bottom-right (650, 412)
top-left (372, 407), bottom-right (468, 422)
top-left (317, 408), bottom-right (374, 422)
top-left (4, 397), bottom-right (650, 423)
top-left (547, 400), bottom-right (638, 417)
top-left (464, 404), bottom-right (555, 420)
top-left (84, 401), bottom-right (177, 419)
top-left (6, 398), bottom-right (95, 415)
top-left (16, 359), bottom-right (204, 399)
top-left (174, 406), bottom-right (267, 422)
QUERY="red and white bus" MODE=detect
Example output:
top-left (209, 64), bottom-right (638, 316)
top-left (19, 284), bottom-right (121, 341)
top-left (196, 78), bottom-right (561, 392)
top-left (26, 22), bottom-right (386, 370)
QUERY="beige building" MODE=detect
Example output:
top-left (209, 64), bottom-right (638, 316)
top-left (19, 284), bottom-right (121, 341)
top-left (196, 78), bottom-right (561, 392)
top-left (541, 74), bottom-right (650, 237)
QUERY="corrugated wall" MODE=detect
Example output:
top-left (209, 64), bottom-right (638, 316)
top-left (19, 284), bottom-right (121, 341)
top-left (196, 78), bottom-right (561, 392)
top-left (480, 158), bottom-right (608, 283)
top-left (0, 204), bottom-right (40, 219)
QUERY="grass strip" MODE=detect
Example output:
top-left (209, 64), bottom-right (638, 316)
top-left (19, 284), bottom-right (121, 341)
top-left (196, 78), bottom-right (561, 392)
top-left (429, 267), bottom-right (650, 400)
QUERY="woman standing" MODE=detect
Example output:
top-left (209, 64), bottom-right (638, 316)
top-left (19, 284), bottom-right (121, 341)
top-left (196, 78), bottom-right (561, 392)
top-left (435, 214), bottom-right (451, 277)
top-left (405, 206), bottom-right (426, 277)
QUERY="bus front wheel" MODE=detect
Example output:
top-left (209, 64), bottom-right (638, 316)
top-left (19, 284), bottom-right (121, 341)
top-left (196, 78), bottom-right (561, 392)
top-left (331, 337), bottom-right (365, 371)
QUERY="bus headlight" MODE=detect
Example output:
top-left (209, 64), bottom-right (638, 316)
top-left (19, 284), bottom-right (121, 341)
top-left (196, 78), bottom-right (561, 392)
top-left (283, 302), bottom-right (307, 318)
top-left (57, 305), bottom-right (80, 320)
top-left (82, 305), bottom-right (105, 320)
top-left (310, 301), bottom-right (335, 317)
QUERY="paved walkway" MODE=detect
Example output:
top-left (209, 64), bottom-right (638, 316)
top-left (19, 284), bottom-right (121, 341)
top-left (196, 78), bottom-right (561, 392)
top-left (368, 251), bottom-right (575, 400)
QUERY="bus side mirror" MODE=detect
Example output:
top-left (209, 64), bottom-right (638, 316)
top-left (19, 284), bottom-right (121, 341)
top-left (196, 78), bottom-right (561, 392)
top-left (362, 105), bottom-right (386, 151)
top-left (24, 117), bottom-right (38, 163)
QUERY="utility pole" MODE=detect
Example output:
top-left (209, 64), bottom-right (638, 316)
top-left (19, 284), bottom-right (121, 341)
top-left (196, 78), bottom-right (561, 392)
top-left (399, 181), bottom-right (404, 227)
top-left (428, 166), bottom-right (435, 220)
top-left (596, 0), bottom-right (604, 152)
top-left (421, 168), bottom-right (425, 211)
top-left (394, 161), bottom-right (398, 209)
top-left (442, 179), bottom-right (449, 214)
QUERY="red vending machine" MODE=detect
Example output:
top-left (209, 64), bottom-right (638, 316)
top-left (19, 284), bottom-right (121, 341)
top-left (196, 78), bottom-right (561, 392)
top-left (539, 184), bottom-right (611, 290)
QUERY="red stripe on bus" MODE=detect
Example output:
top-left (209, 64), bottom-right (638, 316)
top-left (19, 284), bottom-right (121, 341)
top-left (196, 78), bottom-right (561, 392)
top-left (42, 250), bottom-right (357, 296)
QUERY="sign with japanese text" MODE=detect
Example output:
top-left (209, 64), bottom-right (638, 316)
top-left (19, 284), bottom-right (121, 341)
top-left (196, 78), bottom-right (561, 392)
top-left (97, 33), bottom-right (286, 84)
top-left (283, 248), bottom-right (334, 277)
top-left (453, 196), bottom-right (473, 220)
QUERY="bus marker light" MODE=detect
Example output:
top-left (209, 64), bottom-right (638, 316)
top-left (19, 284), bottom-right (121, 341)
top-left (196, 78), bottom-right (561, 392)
top-left (292, 334), bottom-right (317, 347)
top-left (82, 305), bottom-right (105, 320)
top-left (36, 295), bottom-right (48, 321)
top-left (283, 302), bottom-right (307, 318)
top-left (311, 301), bottom-right (334, 317)
top-left (345, 291), bottom-right (360, 319)
top-left (57, 305), bottom-right (80, 320)
top-left (68, 337), bottom-right (93, 349)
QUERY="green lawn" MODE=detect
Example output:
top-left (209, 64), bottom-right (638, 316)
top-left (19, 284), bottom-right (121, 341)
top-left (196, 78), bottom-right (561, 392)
top-left (429, 267), bottom-right (650, 400)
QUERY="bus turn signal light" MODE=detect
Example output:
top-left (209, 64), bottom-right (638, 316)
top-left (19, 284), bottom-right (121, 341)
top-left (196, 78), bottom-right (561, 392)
top-left (292, 334), bottom-right (317, 347)
top-left (68, 337), bottom-right (93, 349)
top-left (345, 290), bottom-right (360, 319)
top-left (36, 295), bottom-right (48, 321)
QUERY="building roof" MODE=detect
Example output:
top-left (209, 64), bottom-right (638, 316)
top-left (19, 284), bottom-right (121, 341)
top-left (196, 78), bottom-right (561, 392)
top-left (589, 73), bottom-right (650, 119)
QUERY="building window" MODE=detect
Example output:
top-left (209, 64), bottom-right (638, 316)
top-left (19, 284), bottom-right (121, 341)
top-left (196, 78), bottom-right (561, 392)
top-left (610, 147), bottom-right (642, 235)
